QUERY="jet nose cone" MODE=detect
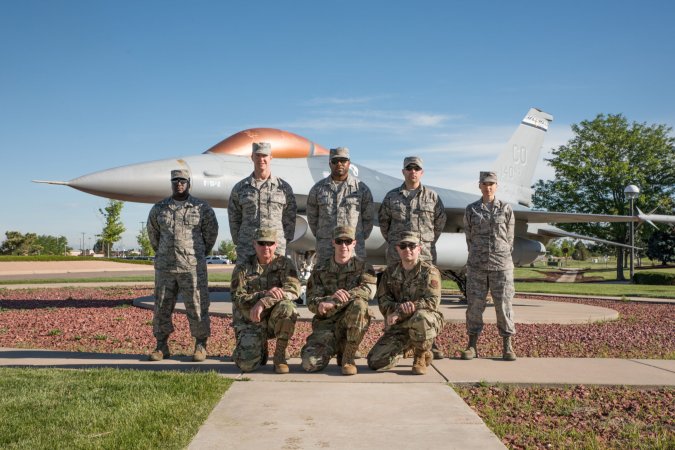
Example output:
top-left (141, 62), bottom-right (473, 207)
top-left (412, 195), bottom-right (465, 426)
top-left (68, 159), bottom-right (182, 203)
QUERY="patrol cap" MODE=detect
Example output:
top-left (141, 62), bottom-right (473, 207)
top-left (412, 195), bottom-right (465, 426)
top-left (171, 169), bottom-right (190, 181)
top-left (398, 231), bottom-right (420, 245)
top-left (254, 228), bottom-right (277, 243)
top-left (252, 142), bottom-right (272, 156)
top-left (403, 156), bottom-right (423, 169)
top-left (333, 225), bottom-right (356, 240)
top-left (480, 171), bottom-right (498, 183)
top-left (329, 147), bottom-right (350, 160)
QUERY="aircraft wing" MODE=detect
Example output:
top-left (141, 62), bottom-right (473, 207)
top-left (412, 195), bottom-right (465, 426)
top-left (525, 223), bottom-right (634, 249)
top-left (513, 209), bottom-right (675, 224)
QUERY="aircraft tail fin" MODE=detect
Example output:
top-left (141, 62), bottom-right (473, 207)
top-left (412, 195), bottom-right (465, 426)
top-left (492, 108), bottom-right (553, 207)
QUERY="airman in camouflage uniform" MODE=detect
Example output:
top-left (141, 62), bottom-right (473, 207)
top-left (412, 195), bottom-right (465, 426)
top-left (378, 156), bottom-right (446, 265)
top-left (301, 226), bottom-right (376, 375)
top-left (228, 142), bottom-right (296, 262)
top-left (307, 147), bottom-right (374, 263)
top-left (462, 171), bottom-right (516, 361)
top-left (367, 231), bottom-right (444, 375)
top-left (230, 228), bottom-right (301, 373)
top-left (147, 169), bottom-right (219, 362)
top-left (378, 156), bottom-right (448, 360)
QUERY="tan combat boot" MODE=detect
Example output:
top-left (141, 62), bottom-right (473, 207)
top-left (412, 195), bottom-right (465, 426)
top-left (412, 348), bottom-right (433, 375)
top-left (341, 342), bottom-right (359, 376)
top-left (193, 338), bottom-right (207, 362)
top-left (149, 338), bottom-right (170, 361)
top-left (503, 336), bottom-right (517, 361)
top-left (460, 334), bottom-right (479, 360)
top-left (273, 339), bottom-right (290, 374)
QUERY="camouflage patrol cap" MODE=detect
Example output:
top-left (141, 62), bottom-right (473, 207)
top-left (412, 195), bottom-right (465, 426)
top-left (329, 147), bottom-right (350, 160)
top-left (398, 231), bottom-right (420, 245)
top-left (403, 156), bottom-right (423, 169)
top-left (480, 171), bottom-right (497, 183)
top-left (333, 225), bottom-right (356, 240)
top-left (252, 142), bottom-right (272, 156)
top-left (171, 169), bottom-right (190, 180)
top-left (254, 228), bottom-right (277, 243)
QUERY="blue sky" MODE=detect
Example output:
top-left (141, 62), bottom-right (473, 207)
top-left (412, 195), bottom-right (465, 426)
top-left (2, 1), bottom-right (674, 252)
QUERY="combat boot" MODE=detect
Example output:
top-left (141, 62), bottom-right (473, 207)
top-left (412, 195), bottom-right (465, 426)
top-left (341, 342), bottom-right (359, 376)
top-left (193, 338), bottom-right (207, 362)
top-left (149, 338), bottom-right (170, 361)
top-left (503, 336), bottom-right (517, 361)
top-left (460, 334), bottom-right (479, 360)
top-left (273, 339), bottom-right (290, 374)
top-left (412, 348), bottom-right (433, 375)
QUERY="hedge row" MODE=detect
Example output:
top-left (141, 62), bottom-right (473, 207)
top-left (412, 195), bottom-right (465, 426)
top-left (633, 271), bottom-right (675, 286)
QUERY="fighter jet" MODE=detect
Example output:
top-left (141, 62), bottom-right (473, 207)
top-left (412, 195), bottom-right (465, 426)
top-left (34, 108), bottom-right (675, 279)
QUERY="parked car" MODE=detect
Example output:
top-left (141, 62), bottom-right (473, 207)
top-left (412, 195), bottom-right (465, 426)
top-left (206, 256), bottom-right (230, 264)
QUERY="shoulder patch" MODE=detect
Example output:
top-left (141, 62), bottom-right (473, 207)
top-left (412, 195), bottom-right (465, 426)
top-left (430, 279), bottom-right (439, 289)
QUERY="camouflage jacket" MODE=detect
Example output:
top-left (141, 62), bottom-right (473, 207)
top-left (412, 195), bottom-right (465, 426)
top-left (463, 198), bottom-right (514, 270)
top-left (306, 174), bottom-right (374, 243)
top-left (377, 260), bottom-right (442, 318)
top-left (306, 256), bottom-right (377, 317)
top-left (230, 254), bottom-right (301, 310)
top-left (227, 173), bottom-right (296, 259)
top-left (147, 195), bottom-right (219, 272)
top-left (378, 183), bottom-right (447, 245)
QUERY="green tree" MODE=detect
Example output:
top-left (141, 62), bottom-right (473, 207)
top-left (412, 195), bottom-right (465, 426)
top-left (646, 228), bottom-right (675, 265)
top-left (571, 240), bottom-right (590, 261)
top-left (0, 231), bottom-right (41, 255)
top-left (137, 226), bottom-right (154, 256)
top-left (36, 235), bottom-right (70, 255)
top-left (98, 200), bottom-right (126, 258)
top-left (545, 239), bottom-right (563, 257)
top-left (218, 239), bottom-right (237, 262)
top-left (532, 113), bottom-right (675, 279)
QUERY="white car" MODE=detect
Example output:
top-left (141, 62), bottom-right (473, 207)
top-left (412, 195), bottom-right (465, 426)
top-left (206, 256), bottom-right (230, 264)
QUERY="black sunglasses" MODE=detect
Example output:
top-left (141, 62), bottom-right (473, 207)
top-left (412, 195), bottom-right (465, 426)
top-left (334, 238), bottom-right (354, 246)
top-left (398, 242), bottom-right (418, 250)
top-left (171, 179), bottom-right (188, 185)
top-left (330, 158), bottom-right (349, 165)
top-left (404, 165), bottom-right (422, 171)
top-left (256, 241), bottom-right (275, 247)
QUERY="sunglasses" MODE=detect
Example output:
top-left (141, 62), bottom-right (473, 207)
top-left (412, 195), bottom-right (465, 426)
top-left (171, 179), bottom-right (188, 185)
top-left (334, 238), bottom-right (354, 246)
top-left (404, 166), bottom-right (422, 172)
top-left (330, 158), bottom-right (349, 165)
top-left (398, 242), bottom-right (418, 250)
top-left (256, 241), bottom-right (275, 247)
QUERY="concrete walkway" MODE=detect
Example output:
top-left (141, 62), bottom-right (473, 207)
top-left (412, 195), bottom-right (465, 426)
top-left (133, 291), bottom-right (620, 324)
top-left (2, 348), bottom-right (674, 449)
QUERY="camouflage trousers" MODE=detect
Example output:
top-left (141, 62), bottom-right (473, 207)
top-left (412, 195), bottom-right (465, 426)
top-left (232, 299), bottom-right (298, 372)
top-left (153, 269), bottom-right (210, 340)
top-left (465, 267), bottom-right (515, 337)
top-left (385, 241), bottom-right (434, 265)
top-left (315, 237), bottom-right (367, 266)
top-left (301, 299), bottom-right (372, 372)
top-left (367, 309), bottom-right (444, 371)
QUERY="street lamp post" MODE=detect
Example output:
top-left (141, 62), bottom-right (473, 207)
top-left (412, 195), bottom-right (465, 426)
top-left (624, 185), bottom-right (640, 282)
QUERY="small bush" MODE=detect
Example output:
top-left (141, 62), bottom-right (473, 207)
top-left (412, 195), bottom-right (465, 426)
top-left (633, 271), bottom-right (675, 285)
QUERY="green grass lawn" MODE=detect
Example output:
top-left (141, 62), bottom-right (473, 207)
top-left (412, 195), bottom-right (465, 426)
top-left (0, 367), bottom-right (232, 449)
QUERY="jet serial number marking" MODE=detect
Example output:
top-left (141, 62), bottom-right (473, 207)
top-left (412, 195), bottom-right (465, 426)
top-left (203, 180), bottom-right (222, 188)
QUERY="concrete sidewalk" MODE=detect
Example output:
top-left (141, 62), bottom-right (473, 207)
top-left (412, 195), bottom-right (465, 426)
top-left (2, 347), bottom-right (673, 450)
top-left (133, 292), bottom-right (621, 324)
